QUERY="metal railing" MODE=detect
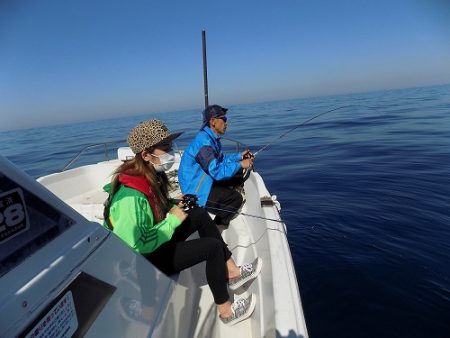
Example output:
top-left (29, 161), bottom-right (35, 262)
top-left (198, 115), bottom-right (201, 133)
top-left (60, 137), bottom-right (247, 172)
top-left (61, 139), bottom-right (126, 172)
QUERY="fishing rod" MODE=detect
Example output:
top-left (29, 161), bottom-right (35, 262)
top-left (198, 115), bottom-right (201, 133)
top-left (253, 104), bottom-right (375, 156)
top-left (173, 195), bottom-right (284, 223)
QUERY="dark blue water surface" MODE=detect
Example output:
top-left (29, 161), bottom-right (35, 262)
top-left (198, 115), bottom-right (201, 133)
top-left (2, 84), bottom-right (450, 338)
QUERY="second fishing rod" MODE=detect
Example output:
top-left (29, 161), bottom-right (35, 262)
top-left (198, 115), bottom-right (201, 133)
top-left (172, 194), bottom-right (284, 224)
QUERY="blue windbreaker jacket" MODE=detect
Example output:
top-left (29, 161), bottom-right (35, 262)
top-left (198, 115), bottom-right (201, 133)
top-left (178, 126), bottom-right (242, 206)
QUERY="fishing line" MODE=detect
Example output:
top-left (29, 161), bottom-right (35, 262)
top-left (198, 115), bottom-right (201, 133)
top-left (205, 205), bottom-right (284, 223)
top-left (205, 201), bottom-right (289, 250)
top-left (173, 196), bottom-right (285, 223)
top-left (253, 104), bottom-right (377, 156)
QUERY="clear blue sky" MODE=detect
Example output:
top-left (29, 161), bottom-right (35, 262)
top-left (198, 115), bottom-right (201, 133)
top-left (1, 0), bottom-right (450, 131)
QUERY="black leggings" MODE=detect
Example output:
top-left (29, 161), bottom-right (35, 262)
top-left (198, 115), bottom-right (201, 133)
top-left (147, 207), bottom-right (232, 305)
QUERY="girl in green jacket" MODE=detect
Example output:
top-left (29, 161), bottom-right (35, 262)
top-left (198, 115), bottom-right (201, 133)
top-left (104, 119), bottom-right (262, 326)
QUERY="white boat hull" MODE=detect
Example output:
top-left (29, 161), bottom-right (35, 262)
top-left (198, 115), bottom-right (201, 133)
top-left (0, 153), bottom-right (308, 338)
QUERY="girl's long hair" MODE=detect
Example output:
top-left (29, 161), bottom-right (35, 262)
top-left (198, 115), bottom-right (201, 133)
top-left (111, 148), bottom-right (171, 222)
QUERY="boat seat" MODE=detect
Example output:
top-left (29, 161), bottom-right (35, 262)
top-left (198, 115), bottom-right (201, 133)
top-left (118, 147), bottom-right (135, 161)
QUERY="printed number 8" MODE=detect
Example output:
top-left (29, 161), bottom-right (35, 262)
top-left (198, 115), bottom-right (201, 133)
top-left (0, 203), bottom-right (25, 227)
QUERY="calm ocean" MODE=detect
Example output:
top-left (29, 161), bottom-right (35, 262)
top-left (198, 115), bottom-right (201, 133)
top-left (2, 84), bottom-right (450, 338)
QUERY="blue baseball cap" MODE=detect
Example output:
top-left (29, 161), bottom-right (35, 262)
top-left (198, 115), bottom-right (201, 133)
top-left (201, 104), bottom-right (228, 129)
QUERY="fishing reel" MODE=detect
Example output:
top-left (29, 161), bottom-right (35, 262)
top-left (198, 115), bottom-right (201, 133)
top-left (174, 194), bottom-right (199, 211)
top-left (241, 149), bottom-right (255, 181)
top-left (243, 149), bottom-right (255, 160)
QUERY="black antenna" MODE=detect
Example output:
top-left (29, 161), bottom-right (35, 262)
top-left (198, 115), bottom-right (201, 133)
top-left (202, 30), bottom-right (209, 108)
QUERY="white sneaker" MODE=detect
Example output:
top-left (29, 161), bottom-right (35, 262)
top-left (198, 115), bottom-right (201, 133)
top-left (228, 257), bottom-right (262, 290)
top-left (220, 294), bottom-right (257, 326)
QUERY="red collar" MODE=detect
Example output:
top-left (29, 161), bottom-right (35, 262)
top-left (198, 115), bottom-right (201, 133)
top-left (118, 174), bottom-right (154, 199)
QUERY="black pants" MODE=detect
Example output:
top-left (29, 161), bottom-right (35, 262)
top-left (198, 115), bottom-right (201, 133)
top-left (147, 207), bottom-right (232, 305)
top-left (206, 170), bottom-right (245, 226)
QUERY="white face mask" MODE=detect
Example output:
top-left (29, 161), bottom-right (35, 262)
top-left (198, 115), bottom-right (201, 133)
top-left (151, 151), bottom-right (175, 172)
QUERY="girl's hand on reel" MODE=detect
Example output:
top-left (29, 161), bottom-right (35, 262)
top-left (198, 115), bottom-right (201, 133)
top-left (169, 205), bottom-right (188, 222)
top-left (172, 194), bottom-right (199, 211)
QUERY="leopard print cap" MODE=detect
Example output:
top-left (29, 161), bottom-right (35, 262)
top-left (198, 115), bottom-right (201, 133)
top-left (128, 119), bottom-right (178, 154)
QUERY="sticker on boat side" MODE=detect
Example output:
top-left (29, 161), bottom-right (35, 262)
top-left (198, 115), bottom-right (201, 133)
top-left (0, 188), bottom-right (29, 244)
top-left (23, 291), bottom-right (78, 338)
top-left (0, 173), bottom-right (76, 278)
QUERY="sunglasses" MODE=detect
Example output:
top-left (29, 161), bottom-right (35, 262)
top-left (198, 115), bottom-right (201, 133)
top-left (147, 142), bottom-right (173, 152)
top-left (215, 115), bottom-right (228, 123)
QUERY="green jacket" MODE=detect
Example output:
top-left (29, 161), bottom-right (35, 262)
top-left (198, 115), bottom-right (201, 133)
top-left (103, 184), bottom-right (182, 255)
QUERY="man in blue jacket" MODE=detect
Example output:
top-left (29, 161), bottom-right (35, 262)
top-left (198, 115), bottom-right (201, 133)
top-left (178, 105), bottom-right (254, 226)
